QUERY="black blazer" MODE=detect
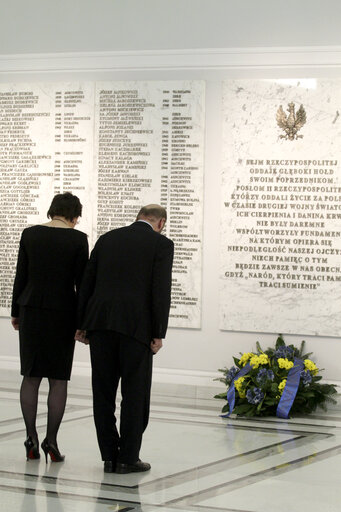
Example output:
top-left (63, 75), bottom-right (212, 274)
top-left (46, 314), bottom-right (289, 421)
top-left (78, 221), bottom-right (174, 345)
top-left (11, 225), bottom-right (89, 317)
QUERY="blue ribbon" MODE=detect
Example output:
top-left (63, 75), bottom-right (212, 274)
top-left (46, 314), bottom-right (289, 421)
top-left (221, 363), bottom-right (252, 417)
top-left (276, 357), bottom-right (304, 419)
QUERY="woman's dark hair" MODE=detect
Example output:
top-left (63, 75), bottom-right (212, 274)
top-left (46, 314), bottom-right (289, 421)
top-left (47, 192), bottom-right (82, 221)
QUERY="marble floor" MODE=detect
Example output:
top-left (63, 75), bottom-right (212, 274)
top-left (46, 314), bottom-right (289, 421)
top-left (0, 369), bottom-right (340, 512)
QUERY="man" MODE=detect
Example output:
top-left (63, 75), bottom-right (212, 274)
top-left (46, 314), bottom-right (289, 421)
top-left (77, 204), bottom-right (174, 474)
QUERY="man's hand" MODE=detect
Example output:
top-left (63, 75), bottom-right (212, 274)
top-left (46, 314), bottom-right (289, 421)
top-left (74, 329), bottom-right (89, 345)
top-left (11, 317), bottom-right (19, 331)
top-left (151, 338), bottom-right (162, 354)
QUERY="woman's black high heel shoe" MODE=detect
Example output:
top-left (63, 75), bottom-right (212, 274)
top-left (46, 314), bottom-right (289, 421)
top-left (24, 437), bottom-right (40, 460)
top-left (41, 438), bottom-right (65, 463)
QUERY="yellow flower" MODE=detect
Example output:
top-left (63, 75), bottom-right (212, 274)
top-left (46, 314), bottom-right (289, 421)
top-left (258, 354), bottom-right (269, 365)
top-left (278, 379), bottom-right (287, 394)
top-left (249, 355), bottom-right (261, 369)
top-left (248, 353), bottom-right (270, 369)
top-left (239, 352), bottom-right (253, 366)
top-left (278, 358), bottom-right (294, 370)
top-left (234, 376), bottom-right (246, 398)
top-left (304, 359), bottom-right (318, 375)
top-left (234, 376), bottom-right (245, 391)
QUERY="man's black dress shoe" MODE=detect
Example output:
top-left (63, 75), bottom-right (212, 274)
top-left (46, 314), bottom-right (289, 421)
top-left (104, 460), bottom-right (116, 473)
top-left (115, 459), bottom-right (151, 474)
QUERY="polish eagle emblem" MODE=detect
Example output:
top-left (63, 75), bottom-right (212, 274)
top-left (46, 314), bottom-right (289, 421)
top-left (276, 102), bottom-right (306, 140)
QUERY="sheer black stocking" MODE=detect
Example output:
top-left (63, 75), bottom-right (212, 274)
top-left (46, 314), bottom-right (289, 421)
top-left (20, 376), bottom-right (42, 443)
top-left (20, 377), bottom-right (68, 446)
top-left (46, 379), bottom-right (68, 445)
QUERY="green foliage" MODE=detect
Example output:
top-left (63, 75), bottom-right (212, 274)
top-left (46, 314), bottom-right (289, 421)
top-left (275, 335), bottom-right (285, 349)
top-left (214, 336), bottom-right (338, 418)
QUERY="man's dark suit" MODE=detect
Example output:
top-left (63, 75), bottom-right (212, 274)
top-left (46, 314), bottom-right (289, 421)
top-left (78, 221), bottom-right (174, 464)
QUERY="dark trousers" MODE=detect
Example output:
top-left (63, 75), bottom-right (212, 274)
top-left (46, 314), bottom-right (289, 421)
top-left (89, 330), bottom-right (153, 463)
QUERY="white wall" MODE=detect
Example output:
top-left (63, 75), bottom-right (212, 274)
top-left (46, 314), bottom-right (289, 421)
top-left (1, 0), bottom-right (341, 385)
top-left (1, 0), bottom-right (341, 54)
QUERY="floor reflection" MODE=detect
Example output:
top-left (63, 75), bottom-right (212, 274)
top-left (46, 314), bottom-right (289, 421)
top-left (0, 370), bottom-right (340, 512)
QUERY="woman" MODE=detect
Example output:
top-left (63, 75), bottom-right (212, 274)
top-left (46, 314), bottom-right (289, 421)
top-left (11, 192), bottom-right (88, 462)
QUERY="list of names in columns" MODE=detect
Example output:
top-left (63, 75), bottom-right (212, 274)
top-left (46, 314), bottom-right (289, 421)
top-left (0, 83), bottom-right (94, 315)
top-left (0, 80), bottom-right (204, 329)
top-left (159, 85), bottom-right (204, 327)
top-left (95, 81), bottom-right (204, 328)
top-left (52, 84), bottom-right (94, 240)
top-left (0, 86), bottom-right (53, 314)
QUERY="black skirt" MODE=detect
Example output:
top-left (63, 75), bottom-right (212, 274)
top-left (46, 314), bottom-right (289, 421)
top-left (19, 306), bottom-right (76, 380)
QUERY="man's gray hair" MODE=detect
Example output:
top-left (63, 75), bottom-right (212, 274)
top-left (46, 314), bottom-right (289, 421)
top-left (137, 204), bottom-right (167, 222)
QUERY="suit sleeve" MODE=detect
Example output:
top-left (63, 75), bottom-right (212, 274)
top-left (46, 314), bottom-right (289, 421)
top-left (11, 231), bottom-right (28, 317)
top-left (74, 234), bottom-right (89, 295)
top-left (76, 238), bottom-right (99, 328)
top-left (151, 236), bottom-right (174, 339)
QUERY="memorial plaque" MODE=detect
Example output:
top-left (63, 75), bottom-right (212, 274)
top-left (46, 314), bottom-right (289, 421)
top-left (94, 82), bottom-right (205, 327)
top-left (0, 81), bottom-right (205, 328)
top-left (0, 82), bottom-right (94, 315)
top-left (220, 79), bottom-right (341, 336)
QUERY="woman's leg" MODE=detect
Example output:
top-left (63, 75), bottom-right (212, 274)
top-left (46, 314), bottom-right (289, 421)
top-left (20, 376), bottom-right (42, 442)
top-left (46, 378), bottom-right (68, 445)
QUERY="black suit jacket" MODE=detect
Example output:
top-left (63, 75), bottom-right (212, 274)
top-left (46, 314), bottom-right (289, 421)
top-left (11, 225), bottom-right (89, 317)
top-left (78, 221), bottom-right (174, 345)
